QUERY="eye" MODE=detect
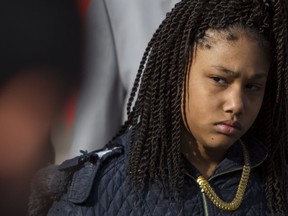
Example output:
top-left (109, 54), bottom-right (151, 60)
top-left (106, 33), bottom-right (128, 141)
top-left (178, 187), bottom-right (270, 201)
top-left (210, 76), bottom-right (228, 85)
top-left (245, 84), bottom-right (263, 92)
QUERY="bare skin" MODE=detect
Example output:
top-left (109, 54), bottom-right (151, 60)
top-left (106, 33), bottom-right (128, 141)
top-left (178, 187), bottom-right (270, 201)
top-left (181, 29), bottom-right (270, 178)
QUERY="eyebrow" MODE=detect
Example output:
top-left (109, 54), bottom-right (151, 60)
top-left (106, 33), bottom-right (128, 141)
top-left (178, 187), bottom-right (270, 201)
top-left (210, 65), bottom-right (268, 79)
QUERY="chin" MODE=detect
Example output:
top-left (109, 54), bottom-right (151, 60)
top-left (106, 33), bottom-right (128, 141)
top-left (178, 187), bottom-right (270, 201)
top-left (201, 135), bottom-right (238, 150)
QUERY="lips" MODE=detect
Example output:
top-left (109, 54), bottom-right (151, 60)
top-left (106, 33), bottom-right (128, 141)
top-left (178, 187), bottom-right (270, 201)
top-left (214, 120), bottom-right (242, 135)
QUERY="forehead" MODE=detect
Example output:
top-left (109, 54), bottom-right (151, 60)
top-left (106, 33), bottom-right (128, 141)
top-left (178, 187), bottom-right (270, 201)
top-left (198, 28), bottom-right (269, 52)
top-left (192, 29), bottom-right (270, 76)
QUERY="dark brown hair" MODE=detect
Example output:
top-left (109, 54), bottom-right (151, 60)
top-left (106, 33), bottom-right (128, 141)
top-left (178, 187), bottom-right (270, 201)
top-left (110, 0), bottom-right (288, 214)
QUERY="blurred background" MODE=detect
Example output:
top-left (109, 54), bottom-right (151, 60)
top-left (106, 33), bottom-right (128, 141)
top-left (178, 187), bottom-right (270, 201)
top-left (54, 0), bottom-right (180, 164)
top-left (0, 0), bottom-right (179, 214)
top-left (52, 0), bottom-right (89, 164)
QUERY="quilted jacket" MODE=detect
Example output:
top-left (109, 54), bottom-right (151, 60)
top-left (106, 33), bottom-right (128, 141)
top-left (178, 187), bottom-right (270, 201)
top-left (30, 131), bottom-right (269, 216)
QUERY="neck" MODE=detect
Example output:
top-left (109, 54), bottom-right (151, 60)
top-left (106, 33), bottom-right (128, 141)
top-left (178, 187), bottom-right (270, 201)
top-left (181, 127), bottom-right (228, 178)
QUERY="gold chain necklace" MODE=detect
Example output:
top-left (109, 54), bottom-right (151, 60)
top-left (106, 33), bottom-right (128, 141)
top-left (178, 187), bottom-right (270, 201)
top-left (196, 140), bottom-right (251, 211)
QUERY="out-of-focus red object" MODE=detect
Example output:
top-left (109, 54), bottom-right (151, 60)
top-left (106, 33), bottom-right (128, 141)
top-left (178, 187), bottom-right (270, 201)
top-left (78, 0), bottom-right (90, 20)
top-left (63, 0), bottom-right (90, 129)
top-left (64, 93), bottom-right (78, 129)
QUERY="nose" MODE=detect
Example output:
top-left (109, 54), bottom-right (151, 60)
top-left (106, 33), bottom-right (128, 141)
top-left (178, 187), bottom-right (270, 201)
top-left (223, 87), bottom-right (245, 116)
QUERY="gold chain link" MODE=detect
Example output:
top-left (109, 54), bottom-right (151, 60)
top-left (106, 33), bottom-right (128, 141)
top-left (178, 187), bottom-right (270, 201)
top-left (197, 141), bottom-right (251, 211)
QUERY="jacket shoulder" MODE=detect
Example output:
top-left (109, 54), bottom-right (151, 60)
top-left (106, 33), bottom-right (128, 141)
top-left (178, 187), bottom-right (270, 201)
top-left (29, 134), bottom-right (127, 216)
top-left (64, 146), bottom-right (124, 204)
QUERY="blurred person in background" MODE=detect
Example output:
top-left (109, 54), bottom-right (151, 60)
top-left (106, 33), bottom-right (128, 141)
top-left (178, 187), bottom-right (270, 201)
top-left (69, 0), bottom-right (180, 156)
top-left (0, 0), bottom-right (81, 215)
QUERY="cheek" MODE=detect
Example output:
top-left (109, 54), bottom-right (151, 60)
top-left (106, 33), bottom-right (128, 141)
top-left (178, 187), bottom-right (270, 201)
top-left (184, 77), bottom-right (219, 124)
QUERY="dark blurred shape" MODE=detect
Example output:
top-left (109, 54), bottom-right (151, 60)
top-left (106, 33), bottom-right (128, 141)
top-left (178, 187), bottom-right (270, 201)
top-left (0, 0), bottom-right (82, 91)
top-left (0, 0), bottom-right (82, 215)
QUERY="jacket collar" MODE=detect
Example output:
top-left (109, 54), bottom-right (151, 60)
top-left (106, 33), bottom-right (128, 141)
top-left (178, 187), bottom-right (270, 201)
top-left (184, 138), bottom-right (268, 180)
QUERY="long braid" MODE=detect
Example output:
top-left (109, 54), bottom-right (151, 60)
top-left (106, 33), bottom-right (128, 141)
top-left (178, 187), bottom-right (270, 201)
top-left (128, 1), bottom-right (202, 188)
top-left (107, 0), bottom-right (288, 213)
top-left (264, 0), bottom-right (288, 214)
top-left (168, 2), bottom-right (202, 192)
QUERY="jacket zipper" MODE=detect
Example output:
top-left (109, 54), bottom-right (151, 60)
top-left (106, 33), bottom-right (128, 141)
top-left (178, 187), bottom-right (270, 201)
top-left (185, 173), bottom-right (210, 215)
top-left (185, 154), bottom-right (267, 215)
top-left (201, 192), bottom-right (209, 216)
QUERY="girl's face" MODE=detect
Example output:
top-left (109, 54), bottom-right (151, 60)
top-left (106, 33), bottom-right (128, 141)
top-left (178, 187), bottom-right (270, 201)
top-left (183, 29), bottom-right (270, 150)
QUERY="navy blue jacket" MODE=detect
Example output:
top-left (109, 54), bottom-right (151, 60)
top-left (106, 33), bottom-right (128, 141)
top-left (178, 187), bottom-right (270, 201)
top-left (29, 132), bottom-right (269, 216)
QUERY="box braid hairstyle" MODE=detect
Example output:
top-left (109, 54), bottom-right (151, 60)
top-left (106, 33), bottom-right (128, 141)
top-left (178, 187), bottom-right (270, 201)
top-left (108, 0), bottom-right (288, 214)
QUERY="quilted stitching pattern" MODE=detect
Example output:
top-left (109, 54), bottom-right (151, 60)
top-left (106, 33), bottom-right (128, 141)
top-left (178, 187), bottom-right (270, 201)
top-left (48, 134), bottom-right (269, 216)
top-left (49, 157), bottom-right (268, 215)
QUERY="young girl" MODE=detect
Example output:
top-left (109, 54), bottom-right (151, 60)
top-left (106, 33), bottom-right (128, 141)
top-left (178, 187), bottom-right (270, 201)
top-left (30, 0), bottom-right (288, 215)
